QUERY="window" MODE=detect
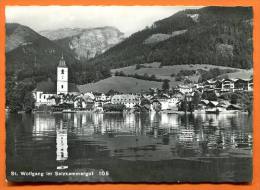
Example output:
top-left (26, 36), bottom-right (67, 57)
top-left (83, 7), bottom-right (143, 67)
top-left (43, 95), bottom-right (45, 99)
top-left (61, 85), bottom-right (63, 89)
top-left (61, 69), bottom-right (64, 74)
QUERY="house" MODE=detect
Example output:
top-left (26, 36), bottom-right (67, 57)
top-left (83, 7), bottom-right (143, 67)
top-left (226, 104), bottom-right (242, 111)
top-left (111, 94), bottom-right (140, 108)
top-left (81, 93), bottom-right (95, 110)
top-left (32, 80), bottom-right (56, 107)
top-left (220, 78), bottom-right (235, 92)
top-left (172, 92), bottom-right (184, 101)
top-left (234, 78), bottom-right (253, 92)
top-left (247, 78), bottom-right (253, 91)
top-left (151, 99), bottom-right (161, 112)
top-left (200, 99), bottom-right (209, 108)
top-left (194, 83), bottom-right (204, 92)
top-left (177, 84), bottom-right (193, 94)
top-left (204, 80), bottom-right (217, 90)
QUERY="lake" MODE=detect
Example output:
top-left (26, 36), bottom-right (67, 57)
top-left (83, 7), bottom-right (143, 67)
top-left (6, 112), bottom-right (252, 183)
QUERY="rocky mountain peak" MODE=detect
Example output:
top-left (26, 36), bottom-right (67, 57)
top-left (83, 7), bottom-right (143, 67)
top-left (39, 26), bottom-right (125, 60)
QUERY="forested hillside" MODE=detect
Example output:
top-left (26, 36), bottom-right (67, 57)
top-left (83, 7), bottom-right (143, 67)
top-left (90, 7), bottom-right (253, 69)
top-left (6, 23), bottom-right (111, 85)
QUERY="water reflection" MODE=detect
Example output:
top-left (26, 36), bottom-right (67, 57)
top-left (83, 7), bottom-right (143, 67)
top-left (6, 112), bottom-right (253, 182)
top-left (30, 112), bottom-right (253, 162)
top-left (56, 120), bottom-right (68, 170)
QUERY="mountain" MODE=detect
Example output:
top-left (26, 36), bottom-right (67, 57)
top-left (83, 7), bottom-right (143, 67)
top-left (6, 23), bottom-right (78, 80)
top-left (6, 23), bottom-right (42, 52)
top-left (90, 7), bottom-right (253, 70)
top-left (6, 23), bottom-right (111, 86)
top-left (39, 26), bottom-right (125, 60)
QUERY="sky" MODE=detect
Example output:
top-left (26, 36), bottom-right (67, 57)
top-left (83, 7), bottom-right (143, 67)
top-left (5, 6), bottom-right (202, 36)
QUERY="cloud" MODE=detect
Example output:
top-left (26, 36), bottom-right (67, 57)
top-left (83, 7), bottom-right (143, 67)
top-left (5, 6), bottom-right (202, 36)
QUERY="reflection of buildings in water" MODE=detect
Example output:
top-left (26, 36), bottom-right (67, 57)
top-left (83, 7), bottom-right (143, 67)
top-left (33, 113), bottom-right (56, 136)
top-left (82, 114), bottom-right (87, 126)
top-left (176, 129), bottom-right (200, 156)
top-left (193, 113), bottom-right (207, 122)
top-left (217, 114), bottom-right (240, 129)
top-left (206, 128), bottom-right (229, 150)
top-left (205, 114), bottom-right (220, 126)
top-left (232, 132), bottom-right (253, 148)
top-left (73, 113), bottom-right (83, 128)
top-left (73, 114), bottom-right (77, 127)
top-left (56, 120), bottom-right (68, 169)
top-left (124, 113), bottom-right (139, 134)
top-left (63, 113), bottom-right (72, 121)
top-left (178, 128), bottom-right (195, 142)
top-left (124, 113), bottom-right (135, 127)
top-left (78, 114), bottom-right (95, 135)
top-left (102, 113), bottom-right (138, 135)
top-left (92, 113), bottom-right (104, 126)
top-left (153, 126), bottom-right (158, 138)
top-left (149, 111), bottom-right (157, 123)
top-left (160, 113), bottom-right (178, 129)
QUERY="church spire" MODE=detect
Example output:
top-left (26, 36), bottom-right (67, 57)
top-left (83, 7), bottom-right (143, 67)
top-left (58, 53), bottom-right (67, 67)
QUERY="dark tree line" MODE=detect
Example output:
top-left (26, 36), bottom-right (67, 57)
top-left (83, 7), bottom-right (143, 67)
top-left (90, 7), bottom-right (252, 70)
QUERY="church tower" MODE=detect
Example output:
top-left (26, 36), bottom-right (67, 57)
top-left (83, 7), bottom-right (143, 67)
top-left (57, 54), bottom-right (68, 95)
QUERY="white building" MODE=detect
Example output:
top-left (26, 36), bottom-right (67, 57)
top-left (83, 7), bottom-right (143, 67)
top-left (32, 80), bottom-right (56, 107)
top-left (111, 94), bottom-right (140, 108)
top-left (177, 84), bottom-right (193, 94)
top-left (57, 55), bottom-right (68, 95)
top-left (33, 55), bottom-right (79, 107)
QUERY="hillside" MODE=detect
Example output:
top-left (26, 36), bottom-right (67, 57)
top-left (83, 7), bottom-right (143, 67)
top-left (39, 26), bottom-right (125, 60)
top-left (78, 63), bottom-right (253, 94)
top-left (77, 76), bottom-right (162, 94)
top-left (6, 23), bottom-right (42, 52)
top-left (5, 23), bottom-right (80, 82)
top-left (5, 23), bottom-right (111, 85)
top-left (90, 7), bottom-right (253, 70)
top-left (112, 63), bottom-right (252, 87)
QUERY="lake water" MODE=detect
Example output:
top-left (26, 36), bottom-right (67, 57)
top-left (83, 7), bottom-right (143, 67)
top-left (6, 112), bottom-right (252, 183)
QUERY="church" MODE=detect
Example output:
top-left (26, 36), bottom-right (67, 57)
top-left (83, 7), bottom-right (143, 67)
top-left (33, 55), bottom-right (79, 107)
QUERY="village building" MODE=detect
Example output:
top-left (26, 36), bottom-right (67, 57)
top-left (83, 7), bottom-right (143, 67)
top-left (221, 78), bottom-right (236, 92)
top-left (234, 78), bottom-right (253, 92)
top-left (204, 80), bottom-right (217, 90)
top-left (177, 84), bottom-right (193, 94)
top-left (111, 94), bottom-right (141, 108)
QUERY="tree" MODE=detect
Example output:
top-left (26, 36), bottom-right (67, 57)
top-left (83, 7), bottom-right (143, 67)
top-left (135, 63), bottom-right (141, 70)
top-left (178, 99), bottom-right (188, 112)
top-left (140, 98), bottom-right (150, 106)
top-left (6, 78), bottom-right (36, 113)
top-left (192, 91), bottom-right (201, 109)
top-left (162, 79), bottom-right (170, 92)
top-left (23, 92), bottom-right (35, 112)
top-left (230, 93), bottom-right (239, 104)
top-left (201, 91), bottom-right (218, 101)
